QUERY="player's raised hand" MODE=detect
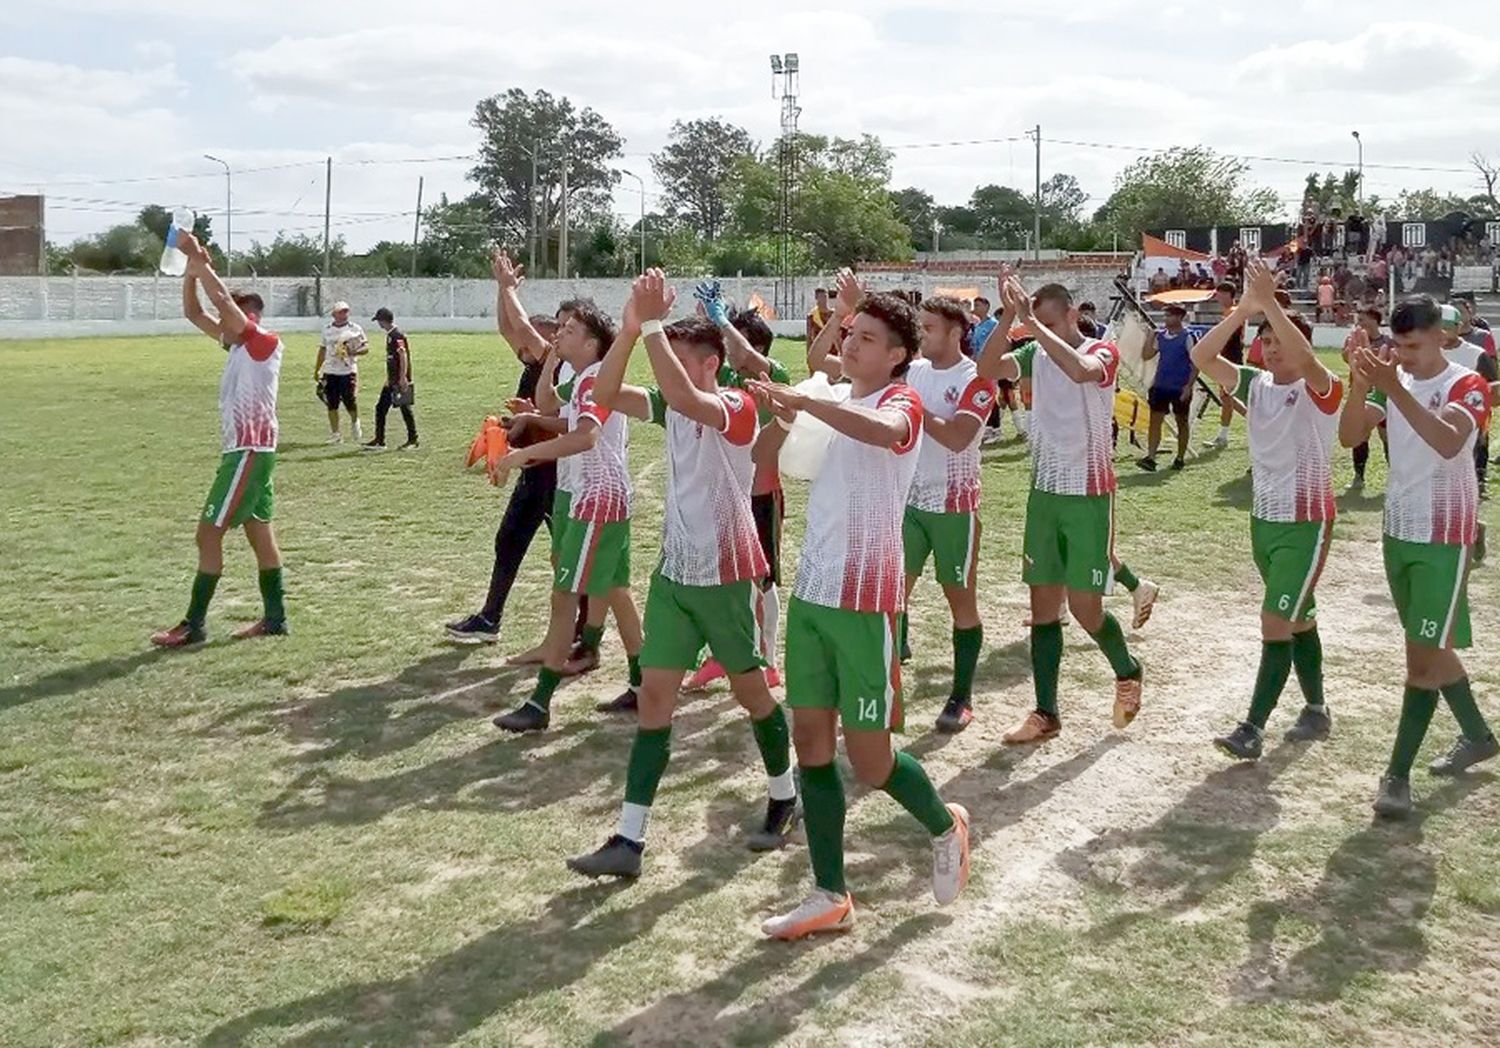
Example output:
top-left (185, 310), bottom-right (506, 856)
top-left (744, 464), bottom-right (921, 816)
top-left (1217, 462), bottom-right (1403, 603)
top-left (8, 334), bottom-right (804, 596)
top-left (693, 278), bottom-right (729, 326)
top-left (833, 268), bottom-right (862, 317)
top-left (1353, 344), bottom-right (1400, 395)
top-left (1002, 275), bottom-right (1032, 322)
top-left (632, 268), bottom-right (676, 322)
top-left (492, 248), bottom-right (523, 289)
top-left (1244, 257), bottom-right (1276, 309)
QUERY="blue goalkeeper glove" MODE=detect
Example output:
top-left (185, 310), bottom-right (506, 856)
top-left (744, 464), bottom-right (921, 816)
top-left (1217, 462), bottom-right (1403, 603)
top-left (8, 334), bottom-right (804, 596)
top-left (694, 279), bottom-right (730, 327)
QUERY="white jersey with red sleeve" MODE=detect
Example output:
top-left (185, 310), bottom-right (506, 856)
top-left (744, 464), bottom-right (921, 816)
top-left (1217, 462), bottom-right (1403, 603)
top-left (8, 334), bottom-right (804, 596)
top-left (1014, 337), bottom-right (1120, 496)
top-left (656, 386), bottom-right (769, 586)
top-left (567, 361), bottom-right (631, 523)
top-left (1368, 362), bottom-right (1490, 545)
top-left (219, 320), bottom-right (282, 452)
top-left (794, 383), bottom-right (924, 613)
top-left (1235, 365), bottom-right (1342, 523)
top-left (904, 356), bottom-right (996, 513)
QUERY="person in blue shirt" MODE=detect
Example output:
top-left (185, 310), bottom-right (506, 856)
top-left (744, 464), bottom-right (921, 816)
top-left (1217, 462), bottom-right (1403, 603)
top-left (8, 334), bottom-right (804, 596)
top-left (967, 295), bottom-right (997, 359)
top-left (1139, 303), bottom-right (1198, 471)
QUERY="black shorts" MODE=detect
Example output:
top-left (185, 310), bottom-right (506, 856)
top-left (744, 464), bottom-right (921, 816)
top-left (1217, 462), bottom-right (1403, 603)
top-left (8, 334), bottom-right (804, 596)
top-left (1148, 386), bottom-right (1190, 415)
top-left (1223, 343), bottom-right (1244, 365)
top-left (322, 372), bottom-right (357, 411)
top-left (751, 489), bottom-right (784, 586)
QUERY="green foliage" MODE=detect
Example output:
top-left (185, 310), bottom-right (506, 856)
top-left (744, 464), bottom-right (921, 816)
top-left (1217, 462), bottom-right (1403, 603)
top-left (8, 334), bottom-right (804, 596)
top-left (417, 192), bottom-right (494, 277)
top-left (237, 233), bottom-right (345, 277)
top-left (1094, 146), bottom-right (1282, 240)
top-left (259, 875), bottom-right (355, 934)
top-left (650, 118), bottom-right (756, 241)
top-left (1394, 187), bottom-right (1481, 220)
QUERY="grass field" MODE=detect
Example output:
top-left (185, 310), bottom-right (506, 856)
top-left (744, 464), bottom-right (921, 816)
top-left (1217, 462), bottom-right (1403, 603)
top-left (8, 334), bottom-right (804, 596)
top-left (2, 330), bottom-right (1498, 1048)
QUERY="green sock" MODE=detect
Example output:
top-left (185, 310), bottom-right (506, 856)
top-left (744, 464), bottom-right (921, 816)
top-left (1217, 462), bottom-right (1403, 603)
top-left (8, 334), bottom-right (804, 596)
top-left (529, 667), bottom-right (564, 712)
top-left (899, 612), bottom-right (911, 659)
top-left (1291, 627), bottom-right (1325, 708)
top-left (880, 750), bottom-right (955, 837)
top-left (1115, 562), bottom-right (1140, 592)
top-left (1440, 677), bottom-right (1492, 742)
top-left (623, 726), bottom-right (672, 807)
top-left (185, 572), bottom-right (220, 629)
top-left (580, 624), bottom-right (605, 653)
top-left (1245, 640), bottom-right (1294, 729)
top-left (1087, 612), bottom-right (1141, 680)
top-left (1387, 685), bottom-right (1439, 778)
top-left (628, 653), bottom-right (642, 690)
top-left (750, 703), bottom-right (791, 778)
top-left (1031, 621), bottom-right (1064, 716)
top-left (800, 762), bottom-right (847, 895)
top-left (952, 626), bottom-right (983, 702)
top-left (258, 567), bottom-right (286, 624)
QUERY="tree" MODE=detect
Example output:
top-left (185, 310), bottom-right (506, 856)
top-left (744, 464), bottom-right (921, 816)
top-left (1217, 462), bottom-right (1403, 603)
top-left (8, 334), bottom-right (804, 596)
top-left (651, 118), bottom-right (756, 242)
top-left (239, 234), bottom-right (343, 276)
top-left (1470, 153), bottom-right (1499, 213)
top-left (136, 205), bottom-right (215, 250)
top-left (969, 184), bottom-right (1034, 244)
top-left (468, 88), bottom-right (624, 267)
top-left (889, 187), bottom-right (937, 250)
top-left (1393, 188), bottom-right (1475, 220)
top-left (419, 193), bottom-right (493, 277)
top-left (68, 223), bottom-right (159, 272)
top-left (1093, 146), bottom-right (1282, 240)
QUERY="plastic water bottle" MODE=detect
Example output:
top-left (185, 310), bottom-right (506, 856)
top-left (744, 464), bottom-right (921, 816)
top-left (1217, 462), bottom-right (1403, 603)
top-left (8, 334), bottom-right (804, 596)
top-left (158, 207), bottom-right (196, 276)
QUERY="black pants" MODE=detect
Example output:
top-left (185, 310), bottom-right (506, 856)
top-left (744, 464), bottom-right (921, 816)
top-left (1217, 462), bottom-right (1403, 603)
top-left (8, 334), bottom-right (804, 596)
top-left (374, 385), bottom-right (417, 445)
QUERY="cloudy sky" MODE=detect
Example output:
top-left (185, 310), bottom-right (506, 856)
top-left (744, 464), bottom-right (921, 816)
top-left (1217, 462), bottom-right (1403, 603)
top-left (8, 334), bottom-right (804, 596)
top-left (4, 0), bottom-right (1497, 252)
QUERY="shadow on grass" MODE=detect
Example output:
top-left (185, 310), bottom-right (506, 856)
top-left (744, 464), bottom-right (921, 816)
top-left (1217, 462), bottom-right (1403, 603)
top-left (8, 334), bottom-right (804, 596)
top-left (901, 636), bottom-right (1030, 706)
top-left (1233, 774), bottom-right (1487, 1003)
top-left (1211, 468), bottom-right (1254, 511)
top-left (0, 647), bottom-right (174, 711)
top-left (203, 797), bottom-right (772, 1047)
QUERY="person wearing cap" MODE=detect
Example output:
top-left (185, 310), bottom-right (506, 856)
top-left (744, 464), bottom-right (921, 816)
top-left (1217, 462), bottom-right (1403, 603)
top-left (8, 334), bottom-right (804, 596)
top-left (315, 300), bottom-right (367, 444)
top-left (365, 307), bottom-right (418, 451)
top-left (1138, 302), bottom-right (1197, 471)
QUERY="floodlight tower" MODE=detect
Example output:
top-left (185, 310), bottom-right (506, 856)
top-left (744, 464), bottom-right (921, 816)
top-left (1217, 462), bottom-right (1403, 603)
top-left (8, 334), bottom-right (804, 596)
top-left (771, 52), bottom-right (801, 318)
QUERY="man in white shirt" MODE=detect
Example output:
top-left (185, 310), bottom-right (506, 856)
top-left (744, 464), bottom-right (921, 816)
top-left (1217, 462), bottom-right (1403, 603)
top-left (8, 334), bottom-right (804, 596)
top-left (315, 300), bottom-right (367, 444)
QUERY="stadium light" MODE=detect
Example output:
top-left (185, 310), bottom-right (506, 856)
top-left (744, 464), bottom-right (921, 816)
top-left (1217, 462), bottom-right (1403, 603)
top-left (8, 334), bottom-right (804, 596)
top-left (785, 53), bottom-right (799, 73)
top-left (769, 54), bottom-right (783, 73)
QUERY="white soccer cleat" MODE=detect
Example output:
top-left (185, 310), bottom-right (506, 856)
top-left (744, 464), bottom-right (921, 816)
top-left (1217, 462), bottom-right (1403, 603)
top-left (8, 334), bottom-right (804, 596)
top-left (1131, 578), bottom-right (1160, 630)
top-left (326, 432), bottom-right (343, 444)
top-left (761, 888), bottom-right (855, 941)
top-left (932, 803), bottom-right (971, 905)
top-left (353, 421), bottom-right (364, 442)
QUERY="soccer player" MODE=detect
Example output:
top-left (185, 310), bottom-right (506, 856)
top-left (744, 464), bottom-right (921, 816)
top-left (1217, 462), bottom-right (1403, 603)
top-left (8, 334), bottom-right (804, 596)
top-left (807, 287), bottom-right (833, 344)
top-left (978, 275), bottom-right (1144, 745)
top-left (364, 307), bottom-right (418, 451)
top-left (490, 294), bottom-right (647, 733)
top-left (1339, 295), bottom-right (1496, 818)
top-left (1203, 281), bottom-right (1245, 449)
top-left (749, 290), bottom-right (970, 941)
top-left (1441, 304), bottom-right (1497, 560)
top-left (314, 300), bottom-right (366, 444)
top-left (566, 272), bottom-right (798, 878)
top-left (150, 233), bottom-right (287, 647)
top-left (1196, 259), bottom-right (1341, 760)
top-left (1137, 303), bottom-right (1196, 472)
top-left (900, 296), bottom-right (997, 733)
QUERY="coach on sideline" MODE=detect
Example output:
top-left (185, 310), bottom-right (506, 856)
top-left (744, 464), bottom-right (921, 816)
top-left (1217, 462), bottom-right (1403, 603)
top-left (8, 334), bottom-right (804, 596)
top-left (365, 307), bottom-right (418, 451)
top-left (315, 300), bottom-right (367, 444)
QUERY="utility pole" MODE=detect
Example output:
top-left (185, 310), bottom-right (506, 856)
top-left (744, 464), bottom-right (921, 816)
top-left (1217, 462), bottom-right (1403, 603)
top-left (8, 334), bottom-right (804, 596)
top-left (322, 156), bottom-right (332, 276)
top-left (1032, 124), bottom-right (1042, 262)
top-left (559, 148), bottom-right (570, 280)
top-left (529, 138), bottom-right (539, 275)
top-left (410, 176), bottom-right (424, 278)
top-left (204, 154), bottom-right (231, 277)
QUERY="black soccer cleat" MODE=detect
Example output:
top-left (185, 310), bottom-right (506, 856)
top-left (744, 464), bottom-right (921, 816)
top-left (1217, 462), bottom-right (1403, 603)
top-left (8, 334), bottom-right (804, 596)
top-left (1213, 721), bottom-right (1264, 761)
top-left (1429, 733), bottom-right (1500, 776)
top-left (934, 696), bottom-right (974, 734)
top-left (1136, 456), bottom-right (1157, 472)
top-left (494, 702), bottom-right (549, 733)
top-left (596, 689), bottom-right (638, 714)
top-left (446, 613), bottom-right (499, 644)
top-left (746, 796), bottom-right (800, 852)
top-left (1372, 775), bottom-right (1412, 819)
top-left (1283, 704), bottom-right (1332, 743)
top-left (567, 834), bottom-right (643, 878)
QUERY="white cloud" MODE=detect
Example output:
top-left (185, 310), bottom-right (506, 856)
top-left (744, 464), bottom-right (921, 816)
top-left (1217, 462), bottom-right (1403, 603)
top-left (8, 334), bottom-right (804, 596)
top-left (1236, 22), bottom-right (1499, 93)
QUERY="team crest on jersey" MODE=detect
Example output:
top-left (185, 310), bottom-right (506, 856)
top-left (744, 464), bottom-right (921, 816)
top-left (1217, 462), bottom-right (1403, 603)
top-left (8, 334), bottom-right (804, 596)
top-left (1464, 389), bottom-right (1487, 413)
top-left (944, 385), bottom-right (960, 405)
top-left (973, 388), bottom-right (994, 409)
top-left (1429, 393), bottom-right (1442, 410)
top-left (1284, 389), bottom-right (1299, 406)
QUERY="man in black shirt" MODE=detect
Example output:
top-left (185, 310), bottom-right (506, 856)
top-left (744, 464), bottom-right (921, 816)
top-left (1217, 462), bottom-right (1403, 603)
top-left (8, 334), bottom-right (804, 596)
top-left (365, 307), bottom-right (418, 451)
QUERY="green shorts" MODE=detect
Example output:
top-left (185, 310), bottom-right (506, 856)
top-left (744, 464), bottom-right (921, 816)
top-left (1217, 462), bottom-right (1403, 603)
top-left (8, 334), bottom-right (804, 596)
top-left (1022, 488), bottom-right (1114, 594)
top-left (202, 449), bottom-right (275, 529)
top-left (549, 490), bottom-right (573, 562)
top-left (1383, 535), bottom-right (1472, 649)
top-left (553, 516), bottom-right (630, 596)
top-left (785, 597), bottom-right (903, 732)
top-left (903, 506), bottom-right (981, 588)
top-left (639, 572), bottom-right (765, 675)
top-left (1252, 517), bottom-right (1332, 623)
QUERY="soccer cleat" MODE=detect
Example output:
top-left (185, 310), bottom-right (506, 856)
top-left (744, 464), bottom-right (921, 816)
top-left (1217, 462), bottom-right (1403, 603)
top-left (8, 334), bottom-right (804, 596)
top-left (900, 641), bottom-right (912, 664)
top-left (935, 696), bottom-right (974, 734)
top-left (980, 428), bottom-right (1004, 447)
top-left (1113, 672), bottom-right (1144, 729)
top-left (1171, 457), bottom-right (1185, 471)
top-left (683, 658), bottom-right (728, 692)
top-left (361, 439), bottom-right (386, 452)
top-left (746, 797), bottom-right (800, 852)
top-left (1372, 775), bottom-right (1412, 818)
top-left (1203, 432), bottom-right (1229, 450)
top-left (1213, 721), bottom-right (1264, 761)
top-left (932, 803), bottom-right (971, 905)
top-left (326, 431), bottom-right (344, 445)
top-left (566, 834), bottom-right (643, 879)
top-left (1475, 523), bottom-right (1487, 565)
top-left (446, 614), bottom-right (499, 644)
top-left (232, 619), bottom-right (288, 640)
top-left (353, 421), bottom-right (364, 443)
top-left (150, 621), bottom-right (205, 648)
top-left (1283, 704), bottom-right (1332, 742)
top-left (762, 888), bottom-right (855, 941)
top-left (1136, 456), bottom-right (1157, 472)
top-left (1130, 578), bottom-right (1160, 630)
top-left (1428, 733), bottom-right (1500, 776)
top-left (494, 702), bottom-right (549, 733)
top-left (1349, 473), bottom-right (1365, 491)
top-left (764, 666), bottom-right (783, 689)
top-left (595, 689), bottom-right (638, 714)
top-left (1003, 709), bottom-right (1061, 745)
top-left (398, 439), bottom-right (420, 452)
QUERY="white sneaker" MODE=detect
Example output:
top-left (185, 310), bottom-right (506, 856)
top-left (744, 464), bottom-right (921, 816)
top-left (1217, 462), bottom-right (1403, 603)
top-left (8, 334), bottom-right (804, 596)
top-left (353, 421), bottom-right (364, 442)
top-left (761, 888), bottom-right (855, 940)
top-left (1203, 432), bottom-right (1229, 450)
top-left (1131, 578), bottom-right (1160, 630)
top-left (932, 802), bottom-right (971, 905)
top-left (980, 428), bottom-right (1004, 447)
top-left (326, 432), bottom-right (343, 445)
